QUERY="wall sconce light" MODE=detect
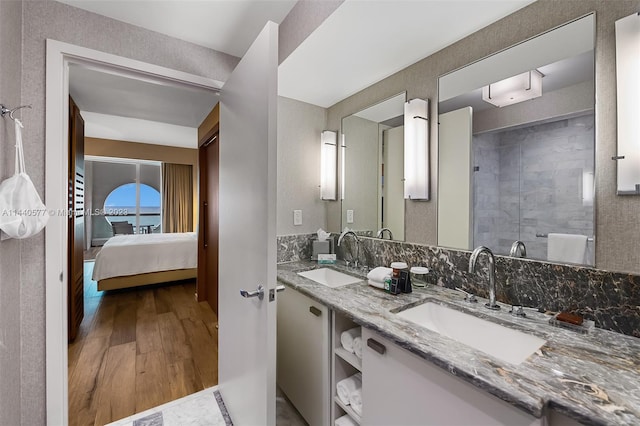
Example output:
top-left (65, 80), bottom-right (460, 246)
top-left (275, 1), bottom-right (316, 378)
top-left (614, 12), bottom-right (640, 195)
top-left (320, 130), bottom-right (337, 200)
top-left (404, 98), bottom-right (429, 200)
top-left (481, 70), bottom-right (543, 107)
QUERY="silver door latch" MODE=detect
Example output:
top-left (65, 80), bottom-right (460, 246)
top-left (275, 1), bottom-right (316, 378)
top-left (269, 285), bottom-right (286, 302)
top-left (240, 285), bottom-right (264, 300)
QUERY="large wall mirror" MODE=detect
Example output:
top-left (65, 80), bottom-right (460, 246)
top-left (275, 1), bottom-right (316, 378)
top-left (341, 92), bottom-right (406, 240)
top-left (438, 14), bottom-right (595, 266)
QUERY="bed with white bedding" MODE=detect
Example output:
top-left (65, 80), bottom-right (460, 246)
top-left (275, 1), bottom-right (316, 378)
top-left (92, 232), bottom-right (197, 290)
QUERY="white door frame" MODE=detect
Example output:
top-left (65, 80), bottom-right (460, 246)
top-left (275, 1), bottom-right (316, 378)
top-left (45, 39), bottom-right (223, 425)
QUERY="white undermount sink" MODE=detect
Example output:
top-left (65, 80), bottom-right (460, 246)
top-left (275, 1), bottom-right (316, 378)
top-left (396, 301), bottom-right (546, 365)
top-left (297, 268), bottom-right (362, 288)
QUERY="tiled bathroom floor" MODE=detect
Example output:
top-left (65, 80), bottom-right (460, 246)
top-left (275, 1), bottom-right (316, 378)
top-left (107, 387), bottom-right (230, 426)
top-left (106, 386), bottom-right (307, 426)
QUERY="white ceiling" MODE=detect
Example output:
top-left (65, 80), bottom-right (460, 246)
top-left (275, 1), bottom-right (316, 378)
top-left (57, 0), bottom-right (297, 58)
top-left (62, 0), bottom-right (539, 147)
top-left (69, 64), bottom-right (219, 128)
top-left (278, 0), bottom-right (536, 107)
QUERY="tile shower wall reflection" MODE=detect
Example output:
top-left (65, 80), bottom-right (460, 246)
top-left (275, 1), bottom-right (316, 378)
top-left (473, 114), bottom-right (595, 264)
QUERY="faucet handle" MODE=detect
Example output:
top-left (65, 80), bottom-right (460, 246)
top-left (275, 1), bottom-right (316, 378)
top-left (455, 287), bottom-right (477, 303)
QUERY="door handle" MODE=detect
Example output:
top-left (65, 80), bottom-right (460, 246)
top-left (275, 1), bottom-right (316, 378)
top-left (367, 338), bottom-right (386, 355)
top-left (203, 201), bottom-right (208, 248)
top-left (240, 285), bottom-right (264, 301)
top-left (309, 306), bottom-right (322, 317)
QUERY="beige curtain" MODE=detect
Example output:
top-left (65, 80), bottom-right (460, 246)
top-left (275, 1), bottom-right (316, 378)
top-left (162, 163), bottom-right (193, 233)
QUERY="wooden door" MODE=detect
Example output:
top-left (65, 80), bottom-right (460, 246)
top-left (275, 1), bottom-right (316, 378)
top-left (198, 126), bottom-right (219, 315)
top-left (68, 97), bottom-right (85, 341)
top-left (218, 21), bottom-right (278, 424)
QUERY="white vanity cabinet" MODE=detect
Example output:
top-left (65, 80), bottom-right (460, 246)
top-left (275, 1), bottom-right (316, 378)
top-left (361, 328), bottom-right (543, 426)
top-left (277, 286), bottom-right (330, 426)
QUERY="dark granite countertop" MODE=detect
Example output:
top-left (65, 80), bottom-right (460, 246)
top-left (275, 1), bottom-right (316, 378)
top-left (277, 260), bottom-right (640, 426)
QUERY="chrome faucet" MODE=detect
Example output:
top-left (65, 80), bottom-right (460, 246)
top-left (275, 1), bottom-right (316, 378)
top-left (338, 229), bottom-right (360, 268)
top-left (509, 240), bottom-right (527, 258)
top-left (376, 228), bottom-right (394, 240)
top-left (468, 246), bottom-right (500, 310)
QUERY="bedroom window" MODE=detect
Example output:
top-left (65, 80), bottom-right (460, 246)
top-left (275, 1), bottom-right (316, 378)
top-left (104, 182), bottom-right (161, 234)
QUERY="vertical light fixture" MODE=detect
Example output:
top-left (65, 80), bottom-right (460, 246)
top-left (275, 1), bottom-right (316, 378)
top-left (582, 170), bottom-right (594, 207)
top-left (341, 133), bottom-right (346, 200)
top-left (320, 130), bottom-right (337, 200)
top-left (615, 12), bottom-right (640, 195)
top-left (404, 98), bottom-right (429, 200)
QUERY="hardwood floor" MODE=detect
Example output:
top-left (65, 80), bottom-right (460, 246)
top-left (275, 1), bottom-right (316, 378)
top-left (69, 262), bottom-right (218, 426)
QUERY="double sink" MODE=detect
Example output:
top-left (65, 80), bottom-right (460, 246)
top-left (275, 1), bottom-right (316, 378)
top-left (297, 267), bottom-right (546, 366)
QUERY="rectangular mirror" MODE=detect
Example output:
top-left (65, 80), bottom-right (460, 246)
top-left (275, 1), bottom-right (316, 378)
top-left (341, 92), bottom-right (406, 240)
top-left (438, 14), bottom-right (595, 266)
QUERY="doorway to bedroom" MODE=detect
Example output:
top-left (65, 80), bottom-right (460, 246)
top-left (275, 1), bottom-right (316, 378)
top-left (65, 59), bottom-right (220, 425)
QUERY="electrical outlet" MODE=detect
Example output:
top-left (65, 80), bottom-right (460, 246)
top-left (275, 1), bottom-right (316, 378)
top-left (293, 209), bottom-right (303, 226)
top-left (347, 209), bottom-right (354, 224)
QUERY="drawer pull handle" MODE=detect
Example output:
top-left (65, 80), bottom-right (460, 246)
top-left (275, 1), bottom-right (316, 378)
top-left (367, 338), bottom-right (386, 355)
top-left (309, 306), bottom-right (322, 317)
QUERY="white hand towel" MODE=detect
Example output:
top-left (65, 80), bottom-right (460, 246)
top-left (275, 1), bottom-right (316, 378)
top-left (340, 327), bottom-right (361, 353)
top-left (368, 279), bottom-right (384, 289)
top-left (335, 414), bottom-right (358, 426)
top-left (352, 336), bottom-right (363, 359)
top-left (336, 373), bottom-right (362, 405)
top-left (547, 233), bottom-right (588, 264)
top-left (367, 266), bottom-right (392, 283)
top-left (350, 387), bottom-right (363, 416)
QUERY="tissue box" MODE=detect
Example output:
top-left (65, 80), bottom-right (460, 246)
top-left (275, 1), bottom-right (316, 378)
top-left (312, 240), bottom-right (333, 260)
top-left (317, 254), bottom-right (337, 264)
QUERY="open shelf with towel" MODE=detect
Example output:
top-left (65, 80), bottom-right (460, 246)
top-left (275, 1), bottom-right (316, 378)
top-left (332, 311), bottom-right (363, 425)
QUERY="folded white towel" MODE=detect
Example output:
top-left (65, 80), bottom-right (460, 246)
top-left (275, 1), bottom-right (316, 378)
top-left (352, 336), bottom-right (363, 359)
top-left (335, 414), bottom-right (358, 426)
top-left (367, 279), bottom-right (384, 289)
top-left (340, 327), bottom-right (361, 353)
top-left (350, 387), bottom-right (363, 416)
top-left (367, 266), bottom-right (392, 283)
top-left (336, 373), bottom-right (362, 406)
top-left (547, 233), bottom-right (588, 264)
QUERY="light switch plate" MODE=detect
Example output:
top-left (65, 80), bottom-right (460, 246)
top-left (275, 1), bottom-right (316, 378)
top-left (293, 209), bottom-right (303, 226)
top-left (347, 209), bottom-right (354, 224)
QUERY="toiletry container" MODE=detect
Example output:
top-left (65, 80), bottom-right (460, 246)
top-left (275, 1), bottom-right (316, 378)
top-left (390, 262), bottom-right (408, 278)
top-left (410, 266), bottom-right (429, 288)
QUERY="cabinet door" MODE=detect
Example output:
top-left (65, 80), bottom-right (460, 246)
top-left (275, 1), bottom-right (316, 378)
top-left (362, 328), bottom-right (542, 426)
top-left (277, 287), bottom-right (330, 426)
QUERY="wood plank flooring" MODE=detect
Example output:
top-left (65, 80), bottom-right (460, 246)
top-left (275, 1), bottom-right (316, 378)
top-left (69, 262), bottom-right (218, 426)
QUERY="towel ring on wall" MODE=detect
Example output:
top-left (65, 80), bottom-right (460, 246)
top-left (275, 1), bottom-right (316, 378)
top-left (1, 104), bottom-right (32, 121)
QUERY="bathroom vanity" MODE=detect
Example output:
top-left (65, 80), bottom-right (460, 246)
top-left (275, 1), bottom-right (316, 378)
top-left (276, 260), bottom-right (640, 426)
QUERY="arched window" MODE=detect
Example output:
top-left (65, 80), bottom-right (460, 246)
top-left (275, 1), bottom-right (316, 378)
top-left (104, 183), bottom-right (161, 233)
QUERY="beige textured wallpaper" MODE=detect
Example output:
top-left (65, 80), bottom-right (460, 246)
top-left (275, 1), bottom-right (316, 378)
top-left (0, 2), bottom-right (23, 424)
top-left (326, 0), bottom-right (640, 274)
top-left (277, 96), bottom-right (328, 235)
top-left (278, 0), bottom-right (344, 64)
